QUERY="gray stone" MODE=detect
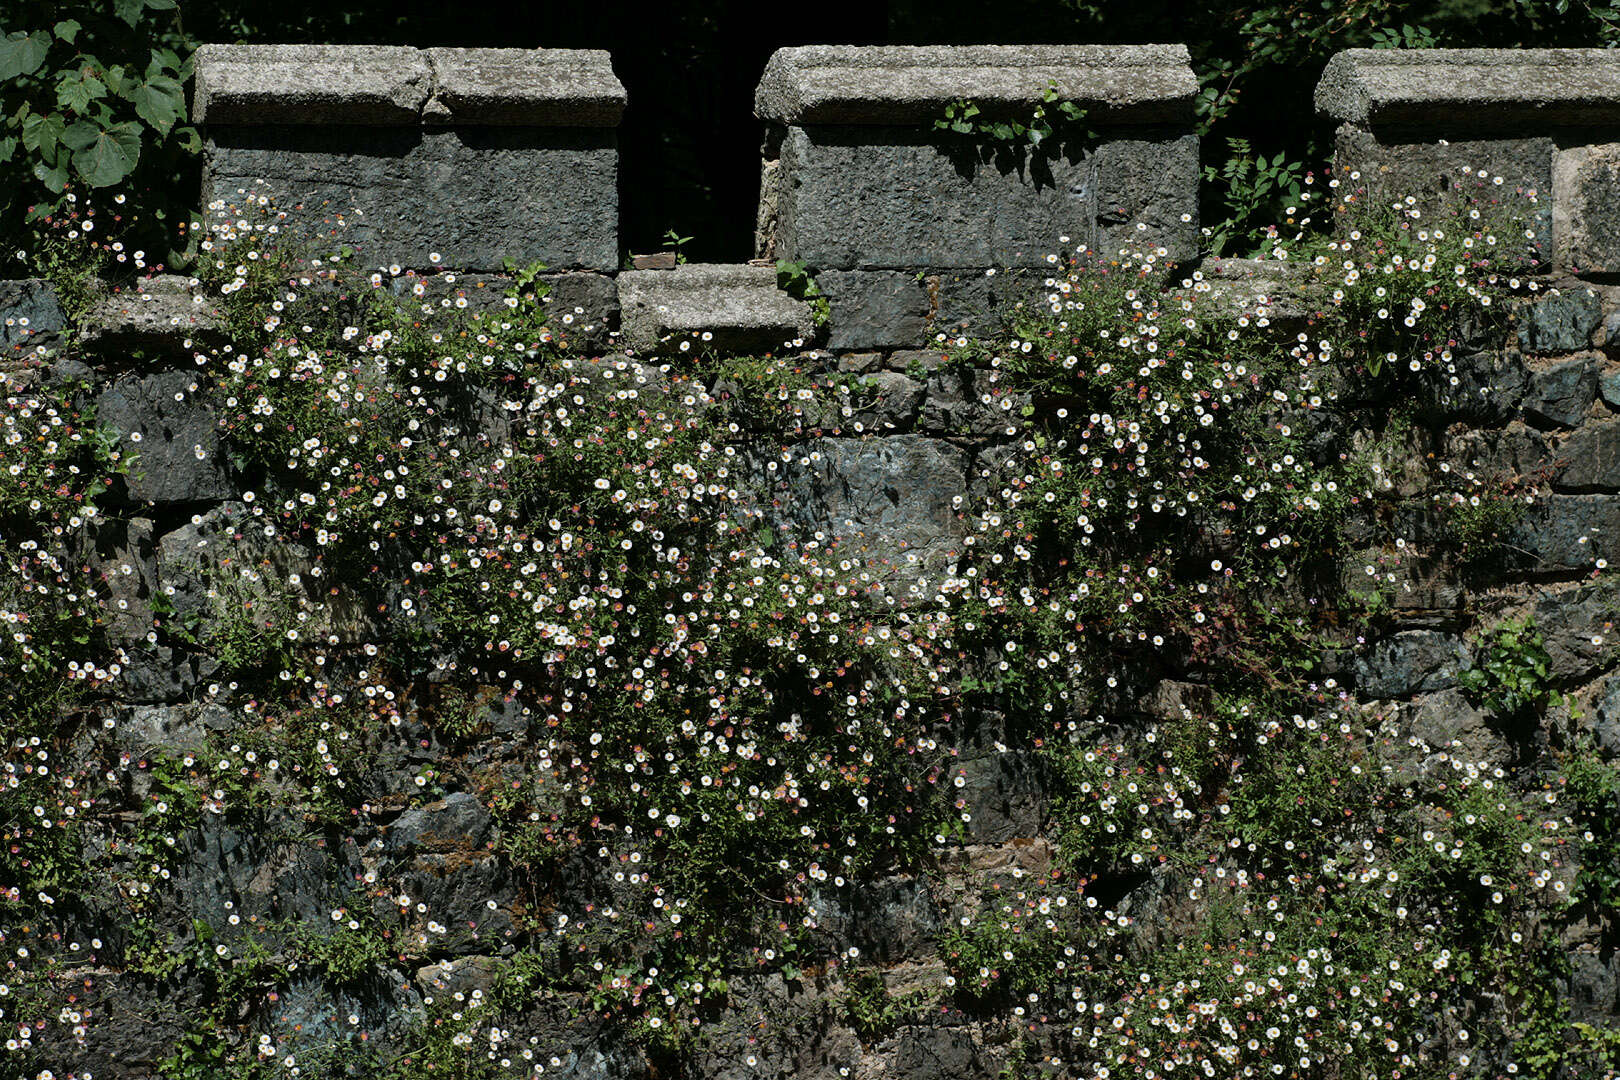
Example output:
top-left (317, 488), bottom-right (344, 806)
top-left (1588, 675), bottom-right (1620, 754)
top-left (1555, 143), bottom-right (1620, 274)
top-left (194, 44), bottom-right (432, 125)
top-left (1518, 288), bottom-right (1602, 354)
top-left (108, 644), bottom-right (213, 703)
top-left (1556, 422), bottom-right (1620, 492)
top-left (0, 278), bottom-right (64, 359)
top-left (72, 515), bottom-right (158, 645)
top-left (756, 45), bottom-right (1196, 126)
top-left (1178, 259), bottom-right (1311, 323)
top-left (196, 45), bottom-right (625, 128)
top-left (204, 126), bottom-right (618, 273)
top-left (93, 368), bottom-right (232, 503)
top-left (1316, 49), bottom-right (1620, 132)
top-left (956, 750), bottom-right (1046, 843)
top-left (390, 270), bottom-right (618, 352)
top-left (1330, 126), bottom-right (1553, 254)
top-left (1532, 586), bottom-right (1617, 683)
top-left (919, 369), bottom-right (1021, 436)
top-left (110, 704), bottom-right (210, 753)
top-left (1602, 370), bottom-right (1620, 411)
top-left (1504, 494), bottom-right (1620, 573)
top-left (847, 370), bottom-right (925, 432)
top-left (617, 263), bottom-right (815, 353)
top-left (773, 126), bottom-right (1197, 270)
top-left (742, 435), bottom-right (971, 583)
top-left (156, 502), bottom-right (378, 646)
top-left (1444, 350), bottom-right (1531, 423)
top-left (79, 274), bottom-right (222, 356)
top-left (1524, 356), bottom-right (1595, 429)
top-left (388, 792), bottom-right (492, 853)
top-left (818, 270), bottom-right (931, 349)
top-left (933, 268), bottom-right (1043, 338)
top-left (421, 48), bottom-right (626, 126)
top-left (393, 853), bottom-right (516, 954)
top-left (1354, 630), bottom-right (1470, 698)
top-left (1405, 687), bottom-right (1505, 762)
top-left (887, 349), bottom-right (955, 374)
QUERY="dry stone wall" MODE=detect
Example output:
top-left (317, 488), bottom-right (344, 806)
top-left (6, 42), bottom-right (1620, 1080)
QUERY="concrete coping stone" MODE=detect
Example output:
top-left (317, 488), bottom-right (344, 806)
top-left (618, 264), bottom-right (816, 354)
top-left (754, 44), bottom-right (1196, 126)
top-left (1316, 48), bottom-right (1620, 132)
top-left (194, 44), bottom-right (625, 127)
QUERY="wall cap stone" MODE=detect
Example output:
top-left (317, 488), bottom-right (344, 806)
top-left (194, 44), bottom-right (625, 127)
top-left (618, 264), bottom-right (815, 354)
top-left (755, 44), bottom-right (1196, 125)
top-left (1316, 48), bottom-right (1620, 132)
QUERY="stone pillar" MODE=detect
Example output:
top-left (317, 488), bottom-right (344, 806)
top-left (753, 45), bottom-right (1200, 350)
top-left (1316, 49), bottom-right (1620, 273)
top-left (194, 45), bottom-right (625, 274)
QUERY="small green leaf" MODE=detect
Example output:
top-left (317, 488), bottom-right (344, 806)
top-left (0, 30), bottom-right (51, 82)
top-left (0, 135), bottom-right (15, 162)
top-left (33, 157), bottom-right (70, 193)
top-left (131, 74), bottom-right (184, 135)
top-left (54, 20), bottom-right (82, 44)
top-left (57, 67), bottom-right (109, 115)
top-left (115, 0), bottom-right (147, 26)
top-left (22, 111), bottom-right (65, 157)
top-left (61, 120), bottom-right (100, 151)
top-left (71, 121), bottom-right (141, 187)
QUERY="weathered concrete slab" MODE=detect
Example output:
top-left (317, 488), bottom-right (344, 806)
top-left (204, 126), bottom-right (618, 273)
top-left (1317, 49), bottom-right (1620, 133)
top-left (756, 45), bottom-right (1196, 125)
top-left (195, 45), bottom-right (625, 126)
top-left (617, 264), bottom-right (815, 354)
top-left (773, 126), bottom-right (1197, 269)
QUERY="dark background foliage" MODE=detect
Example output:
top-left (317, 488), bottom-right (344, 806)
top-left (2, 0), bottom-right (1616, 265)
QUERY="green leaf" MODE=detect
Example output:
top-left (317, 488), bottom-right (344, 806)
top-left (22, 111), bottom-right (64, 157)
top-left (53, 20), bottom-right (82, 44)
top-left (71, 121), bottom-right (141, 187)
top-left (33, 157), bottom-right (70, 193)
top-left (145, 0), bottom-right (179, 9)
top-left (0, 135), bottom-right (15, 162)
top-left (57, 67), bottom-right (108, 115)
top-left (60, 120), bottom-right (99, 151)
top-left (0, 30), bottom-right (51, 82)
top-left (114, 0), bottom-right (147, 26)
top-left (131, 74), bottom-right (184, 135)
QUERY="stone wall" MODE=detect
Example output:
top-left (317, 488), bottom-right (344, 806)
top-left (5, 43), bottom-right (1620, 1080)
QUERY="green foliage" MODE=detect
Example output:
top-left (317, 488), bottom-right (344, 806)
top-left (1200, 137), bottom-right (1308, 256)
top-left (775, 259), bottom-right (830, 328)
top-left (0, 0), bottom-right (198, 260)
top-left (935, 82), bottom-right (1094, 151)
top-left (1460, 614), bottom-right (1560, 719)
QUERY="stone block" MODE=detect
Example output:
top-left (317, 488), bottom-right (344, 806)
top-left (617, 263), bottom-right (815, 353)
top-left (1353, 629), bottom-right (1470, 699)
top-left (204, 126), bottom-right (618, 273)
top-left (1316, 49), bottom-right (1620, 133)
top-left (1330, 126), bottom-right (1552, 255)
top-left (0, 278), bottom-right (64, 359)
top-left (196, 44), bottom-right (624, 274)
top-left (933, 267), bottom-right (1043, 338)
top-left (93, 368), bottom-right (232, 503)
top-left (1524, 356), bottom-right (1596, 429)
top-left (79, 274), bottom-right (222, 356)
top-left (1555, 422), bottom-right (1620, 492)
top-left (774, 125), bottom-right (1196, 270)
top-left (1555, 143), bottom-right (1620, 273)
top-left (1504, 494), bottom-right (1620, 573)
top-left (818, 270), bottom-right (930, 349)
top-left (1518, 287), bottom-right (1603, 354)
top-left (757, 45), bottom-right (1196, 126)
top-left (389, 269), bottom-right (617, 351)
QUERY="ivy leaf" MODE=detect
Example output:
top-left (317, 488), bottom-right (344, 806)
top-left (53, 20), bottom-right (82, 44)
top-left (0, 30), bottom-right (51, 82)
top-left (70, 121), bottom-right (141, 187)
top-left (57, 66), bottom-right (109, 115)
top-left (131, 74), bottom-right (184, 135)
